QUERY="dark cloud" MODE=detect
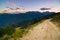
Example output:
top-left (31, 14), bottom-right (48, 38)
top-left (6, 7), bottom-right (14, 10)
top-left (15, 8), bottom-right (20, 10)
top-left (9, 8), bottom-right (14, 10)
top-left (40, 8), bottom-right (51, 10)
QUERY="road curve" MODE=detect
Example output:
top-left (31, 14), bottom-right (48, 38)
top-left (20, 19), bottom-right (60, 40)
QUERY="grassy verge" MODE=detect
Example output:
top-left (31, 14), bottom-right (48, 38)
top-left (0, 19), bottom-right (45, 40)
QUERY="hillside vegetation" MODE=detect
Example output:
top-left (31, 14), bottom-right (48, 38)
top-left (51, 12), bottom-right (60, 29)
top-left (20, 12), bottom-right (60, 40)
top-left (0, 12), bottom-right (60, 40)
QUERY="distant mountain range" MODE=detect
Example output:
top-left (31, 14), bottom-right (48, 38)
top-left (0, 11), bottom-right (54, 27)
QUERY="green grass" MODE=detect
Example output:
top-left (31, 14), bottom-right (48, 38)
top-left (0, 19), bottom-right (44, 40)
top-left (51, 14), bottom-right (60, 27)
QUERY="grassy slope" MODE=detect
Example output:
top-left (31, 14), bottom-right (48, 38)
top-left (0, 16), bottom-right (44, 40)
top-left (51, 13), bottom-right (60, 28)
top-left (41, 12), bottom-right (60, 28)
top-left (0, 12), bottom-right (60, 40)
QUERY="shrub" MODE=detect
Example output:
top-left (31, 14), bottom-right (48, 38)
top-left (4, 24), bottom-right (15, 35)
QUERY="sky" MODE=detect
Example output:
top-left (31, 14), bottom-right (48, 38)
top-left (0, 0), bottom-right (60, 13)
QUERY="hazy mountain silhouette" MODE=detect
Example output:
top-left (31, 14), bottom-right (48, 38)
top-left (0, 11), bottom-right (54, 27)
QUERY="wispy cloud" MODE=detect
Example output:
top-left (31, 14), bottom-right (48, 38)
top-left (6, 2), bottom-right (16, 7)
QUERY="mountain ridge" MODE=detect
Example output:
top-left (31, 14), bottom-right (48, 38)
top-left (0, 11), bottom-right (54, 27)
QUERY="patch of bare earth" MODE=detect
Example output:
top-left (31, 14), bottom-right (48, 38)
top-left (20, 19), bottom-right (60, 40)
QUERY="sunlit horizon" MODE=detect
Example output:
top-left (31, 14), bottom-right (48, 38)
top-left (0, 0), bottom-right (60, 13)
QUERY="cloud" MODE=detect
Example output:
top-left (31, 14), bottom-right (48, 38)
top-left (3, 6), bottom-right (24, 13)
top-left (15, 8), bottom-right (21, 12)
top-left (12, 4), bottom-right (16, 7)
top-left (20, 5), bottom-right (24, 7)
top-left (6, 6), bottom-right (9, 8)
top-left (6, 2), bottom-right (16, 7)
top-left (3, 10), bottom-right (12, 13)
top-left (9, 8), bottom-right (14, 10)
top-left (40, 8), bottom-right (51, 10)
top-left (15, 8), bottom-right (20, 10)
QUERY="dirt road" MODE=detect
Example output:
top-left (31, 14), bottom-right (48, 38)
top-left (20, 19), bottom-right (60, 40)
